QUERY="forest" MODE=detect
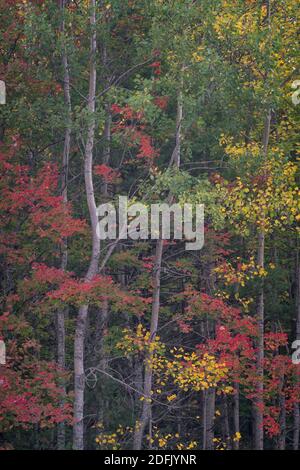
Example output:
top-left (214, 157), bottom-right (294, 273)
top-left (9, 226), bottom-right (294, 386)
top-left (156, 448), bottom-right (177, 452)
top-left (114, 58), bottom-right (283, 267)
top-left (0, 0), bottom-right (299, 452)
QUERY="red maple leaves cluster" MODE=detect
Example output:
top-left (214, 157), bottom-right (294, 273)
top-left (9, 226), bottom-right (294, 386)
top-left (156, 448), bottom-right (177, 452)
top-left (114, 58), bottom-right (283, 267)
top-left (111, 103), bottom-right (159, 164)
top-left (94, 164), bottom-right (120, 183)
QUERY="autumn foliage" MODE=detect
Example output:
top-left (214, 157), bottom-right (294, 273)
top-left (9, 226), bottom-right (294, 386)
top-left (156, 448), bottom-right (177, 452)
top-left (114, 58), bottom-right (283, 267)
top-left (0, 0), bottom-right (299, 452)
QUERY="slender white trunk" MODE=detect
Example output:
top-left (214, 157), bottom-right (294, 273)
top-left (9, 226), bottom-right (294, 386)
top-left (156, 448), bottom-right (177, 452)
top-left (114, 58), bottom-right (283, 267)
top-left (73, 0), bottom-right (98, 450)
top-left (277, 372), bottom-right (286, 450)
top-left (132, 238), bottom-right (164, 450)
top-left (133, 90), bottom-right (183, 450)
top-left (57, 0), bottom-right (71, 450)
top-left (253, 109), bottom-right (271, 450)
top-left (253, 231), bottom-right (265, 450)
top-left (205, 388), bottom-right (216, 450)
top-left (233, 381), bottom-right (240, 450)
top-left (293, 245), bottom-right (300, 449)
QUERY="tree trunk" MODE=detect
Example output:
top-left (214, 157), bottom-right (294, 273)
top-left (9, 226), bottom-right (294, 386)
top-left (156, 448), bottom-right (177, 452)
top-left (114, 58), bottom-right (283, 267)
top-left (293, 245), bottom-right (300, 449)
top-left (101, 42), bottom-right (111, 198)
top-left (233, 381), bottom-right (240, 450)
top-left (95, 67), bottom-right (112, 421)
top-left (205, 388), bottom-right (216, 450)
top-left (102, 106), bottom-right (111, 198)
top-left (57, 0), bottom-right (71, 450)
top-left (253, 108), bottom-right (271, 450)
top-left (133, 238), bottom-right (164, 450)
top-left (133, 89), bottom-right (183, 450)
top-left (202, 390), bottom-right (207, 450)
top-left (73, 0), bottom-right (98, 450)
top-left (253, 230), bottom-right (265, 450)
top-left (222, 396), bottom-right (231, 450)
top-left (56, 305), bottom-right (66, 450)
top-left (96, 297), bottom-right (109, 424)
top-left (277, 373), bottom-right (286, 450)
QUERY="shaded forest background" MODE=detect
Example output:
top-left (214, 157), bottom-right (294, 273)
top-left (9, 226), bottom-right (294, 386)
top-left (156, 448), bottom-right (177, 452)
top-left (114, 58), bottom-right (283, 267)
top-left (0, 0), bottom-right (299, 450)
